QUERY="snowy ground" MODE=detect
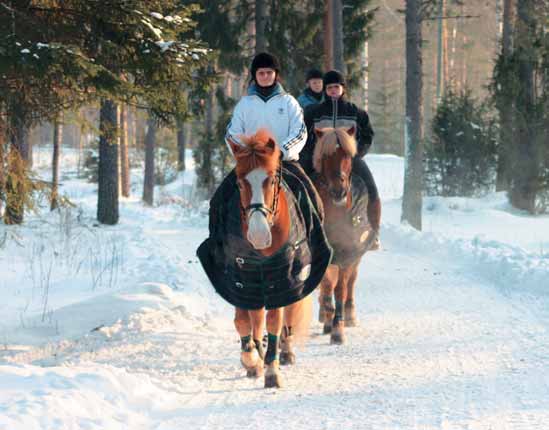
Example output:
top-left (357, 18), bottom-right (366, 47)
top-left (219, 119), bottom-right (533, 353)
top-left (0, 146), bottom-right (548, 429)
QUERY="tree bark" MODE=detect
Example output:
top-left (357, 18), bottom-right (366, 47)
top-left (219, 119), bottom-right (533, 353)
top-left (510, 0), bottom-right (538, 212)
top-left (495, 0), bottom-right (515, 191)
top-left (0, 119), bottom-right (5, 217)
top-left (436, 0), bottom-right (446, 104)
top-left (4, 106), bottom-right (30, 224)
top-left (50, 117), bottom-right (62, 211)
top-left (332, 0), bottom-right (345, 73)
top-left (97, 99), bottom-right (119, 225)
top-left (177, 118), bottom-right (186, 172)
top-left (255, 0), bottom-right (267, 53)
top-left (120, 105), bottom-right (130, 197)
top-left (142, 116), bottom-right (156, 206)
top-left (324, 0), bottom-right (334, 71)
top-left (401, 0), bottom-right (424, 231)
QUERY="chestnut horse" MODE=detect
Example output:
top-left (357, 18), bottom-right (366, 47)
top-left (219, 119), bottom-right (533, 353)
top-left (312, 127), bottom-right (376, 344)
top-left (228, 130), bottom-right (312, 388)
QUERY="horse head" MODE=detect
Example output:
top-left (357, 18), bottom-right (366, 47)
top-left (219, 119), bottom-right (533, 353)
top-left (229, 129), bottom-right (286, 252)
top-left (313, 127), bottom-right (357, 207)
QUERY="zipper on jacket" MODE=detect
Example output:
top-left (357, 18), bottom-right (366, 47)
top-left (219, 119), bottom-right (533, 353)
top-left (332, 98), bottom-right (338, 128)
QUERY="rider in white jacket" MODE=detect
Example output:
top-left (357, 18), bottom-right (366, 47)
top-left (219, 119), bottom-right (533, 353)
top-left (225, 80), bottom-right (306, 161)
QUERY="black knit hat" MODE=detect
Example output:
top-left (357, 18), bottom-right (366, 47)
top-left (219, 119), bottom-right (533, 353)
top-left (323, 70), bottom-right (345, 87)
top-left (306, 68), bottom-right (323, 81)
top-left (250, 52), bottom-right (280, 80)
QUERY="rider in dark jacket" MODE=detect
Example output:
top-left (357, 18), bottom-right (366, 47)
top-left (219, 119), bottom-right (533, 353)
top-left (301, 70), bottom-right (381, 248)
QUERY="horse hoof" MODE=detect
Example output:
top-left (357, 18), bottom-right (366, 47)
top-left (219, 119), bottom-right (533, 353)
top-left (323, 322), bottom-right (332, 335)
top-left (345, 318), bottom-right (359, 327)
top-left (246, 362), bottom-right (264, 378)
top-left (264, 361), bottom-right (282, 388)
top-left (240, 348), bottom-right (260, 369)
top-left (280, 350), bottom-right (296, 366)
top-left (330, 322), bottom-right (346, 345)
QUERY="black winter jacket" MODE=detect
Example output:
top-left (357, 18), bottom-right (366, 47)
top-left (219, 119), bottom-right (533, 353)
top-left (300, 97), bottom-right (374, 174)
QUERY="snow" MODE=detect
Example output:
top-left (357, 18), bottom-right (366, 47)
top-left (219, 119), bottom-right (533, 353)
top-left (0, 145), bottom-right (548, 429)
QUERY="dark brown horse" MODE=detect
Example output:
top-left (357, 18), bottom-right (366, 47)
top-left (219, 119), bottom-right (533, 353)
top-left (228, 130), bottom-right (312, 388)
top-left (312, 127), bottom-right (377, 344)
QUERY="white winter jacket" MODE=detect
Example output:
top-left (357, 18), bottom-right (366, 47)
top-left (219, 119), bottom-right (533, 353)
top-left (225, 83), bottom-right (307, 161)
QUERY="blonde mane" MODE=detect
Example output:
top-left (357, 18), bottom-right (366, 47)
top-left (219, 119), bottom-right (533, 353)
top-left (313, 127), bottom-right (357, 173)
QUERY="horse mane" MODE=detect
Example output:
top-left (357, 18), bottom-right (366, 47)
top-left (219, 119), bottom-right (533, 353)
top-left (313, 127), bottom-right (357, 173)
top-left (235, 129), bottom-right (281, 176)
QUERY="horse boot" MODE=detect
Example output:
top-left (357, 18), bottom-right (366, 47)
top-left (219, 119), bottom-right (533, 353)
top-left (367, 197), bottom-right (382, 251)
top-left (240, 338), bottom-right (263, 378)
top-left (344, 300), bottom-right (358, 327)
top-left (264, 333), bottom-right (283, 388)
top-left (322, 296), bottom-right (335, 335)
top-left (279, 326), bottom-right (296, 366)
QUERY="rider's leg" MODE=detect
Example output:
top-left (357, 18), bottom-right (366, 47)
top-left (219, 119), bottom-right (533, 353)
top-left (352, 157), bottom-right (381, 249)
top-left (282, 160), bottom-right (324, 221)
top-left (209, 169), bottom-right (237, 239)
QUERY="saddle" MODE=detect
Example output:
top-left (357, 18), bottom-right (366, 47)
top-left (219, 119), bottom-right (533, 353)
top-left (197, 169), bottom-right (332, 310)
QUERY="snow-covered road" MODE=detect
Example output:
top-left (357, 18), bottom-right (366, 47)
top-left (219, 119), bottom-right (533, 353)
top-left (1, 151), bottom-right (548, 429)
top-left (3, 217), bottom-right (549, 429)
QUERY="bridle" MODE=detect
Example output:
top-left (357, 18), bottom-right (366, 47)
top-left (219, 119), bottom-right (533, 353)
top-left (242, 161), bottom-right (283, 226)
top-left (316, 133), bottom-right (352, 196)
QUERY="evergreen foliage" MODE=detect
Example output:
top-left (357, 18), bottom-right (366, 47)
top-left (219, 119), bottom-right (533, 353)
top-left (425, 88), bottom-right (498, 197)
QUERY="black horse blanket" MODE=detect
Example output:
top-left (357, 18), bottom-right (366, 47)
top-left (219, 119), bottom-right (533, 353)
top-left (197, 168), bottom-right (333, 310)
top-left (323, 174), bottom-right (374, 268)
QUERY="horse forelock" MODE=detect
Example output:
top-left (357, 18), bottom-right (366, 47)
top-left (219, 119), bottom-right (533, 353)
top-left (235, 129), bottom-right (280, 177)
top-left (313, 128), bottom-right (357, 173)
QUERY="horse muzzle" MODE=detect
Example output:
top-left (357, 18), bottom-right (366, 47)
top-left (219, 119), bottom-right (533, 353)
top-left (247, 211), bottom-right (273, 249)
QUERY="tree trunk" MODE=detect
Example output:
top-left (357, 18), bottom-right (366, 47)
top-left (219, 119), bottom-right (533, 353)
top-left (510, 0), bottom-right (538, 212)
top-left (50, 117), bottom-right (62, 211)
top-left (332, 0), bottom-right (345, 73)
top-left (142, 116), bottom-right (156, 206)
top-left (177, 118), bottom-right (186, 172)
top-left (97, 99), bottom-right (119, 225)
top-left (204, 89), bottom-right (215, 196)
top-left (4, 106), bottom-right (30, 224)
top-left (401, 0), bottom-right (424, 231)
top-left (496, 0), bottom-right (515, 191)
top-left (324, 0), bottom-right (334, 71)
top-left (255, 0), bottom-right (267, 53)
top-left (359, 41), bottom-right (369, 110)
top-left (436, 0), bottom-right (446, 104)
top-left (0, 119), bottom-right (5, 217)
top-left (119, 105), bottom-right (130, 197)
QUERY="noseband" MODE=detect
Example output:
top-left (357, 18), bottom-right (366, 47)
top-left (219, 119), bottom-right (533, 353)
top-left (242, 162), bottom-right (283, 226)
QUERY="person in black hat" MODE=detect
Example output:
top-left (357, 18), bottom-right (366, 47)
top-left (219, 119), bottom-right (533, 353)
top-left (301, 69), bottom-right (381, 250)
top-left (297, 68), bottom-right (324, 109)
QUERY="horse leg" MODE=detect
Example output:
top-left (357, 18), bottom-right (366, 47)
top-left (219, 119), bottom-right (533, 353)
top-left (320, 266), bottom-right (338, 334)
top-left (345, 265), bottom-right (359, 327)
top-left (331, 265), bottom-right (355, 345)
top-left (318, 265), bottom-right (338, 322)
top-left (235, 308), bottom-right (263, 378)
top-left (249, 307), bottom-right (266, 360)
top-left (264, 308), bottom-right (283, 388)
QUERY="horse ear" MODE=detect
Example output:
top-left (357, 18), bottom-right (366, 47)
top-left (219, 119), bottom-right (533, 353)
top-left (314, 128), bottom-right (325, 139)
top-left (346, 126), bottom-right (356, 137)
top-left (266, 138), bottom-right (276, 151)
top-left (228, 138), bottom-right (242, 156)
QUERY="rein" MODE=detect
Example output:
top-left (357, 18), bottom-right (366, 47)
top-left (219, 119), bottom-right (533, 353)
top-left (242, 161), bottom-right (283, 226)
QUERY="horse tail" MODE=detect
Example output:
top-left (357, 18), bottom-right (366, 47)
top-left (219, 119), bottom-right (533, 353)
top-left (284, 294), bottom-right (313, 346)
